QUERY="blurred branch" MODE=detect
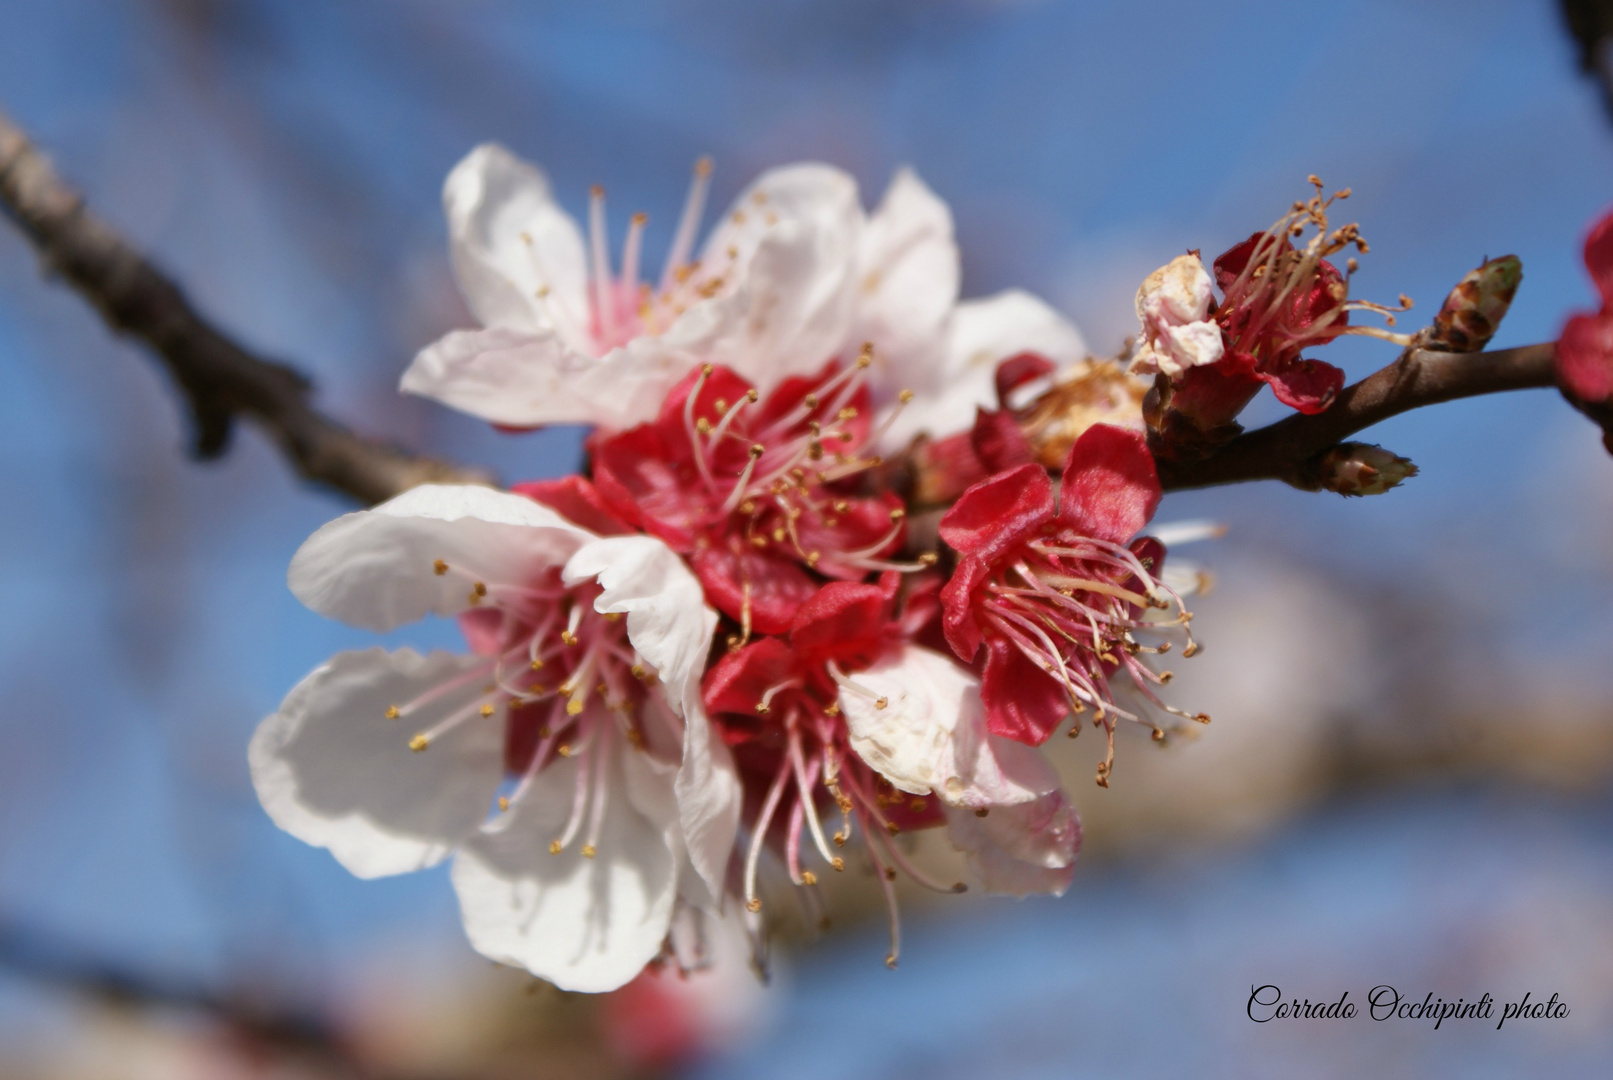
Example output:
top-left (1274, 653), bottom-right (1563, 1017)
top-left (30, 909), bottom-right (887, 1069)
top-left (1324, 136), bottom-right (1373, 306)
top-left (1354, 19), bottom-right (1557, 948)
top-left (1562, 0), bottom-right (1613, 121)
top-left (1157, 342), bottom-right (1557, 491)
top-left (0, 105), bottom-right (489, 506)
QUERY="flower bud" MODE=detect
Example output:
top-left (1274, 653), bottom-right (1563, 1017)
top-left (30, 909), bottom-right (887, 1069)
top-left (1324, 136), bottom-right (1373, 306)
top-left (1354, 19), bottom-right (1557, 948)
top-left (1317, 442), bottom-right (1418, 496)
top-left (1424, 255), bottom-right (1522, 352)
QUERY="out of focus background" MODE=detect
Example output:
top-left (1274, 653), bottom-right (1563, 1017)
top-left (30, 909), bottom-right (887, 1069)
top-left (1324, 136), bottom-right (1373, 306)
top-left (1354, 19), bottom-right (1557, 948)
top-left (2, 1), bottom-right (1612, 1077)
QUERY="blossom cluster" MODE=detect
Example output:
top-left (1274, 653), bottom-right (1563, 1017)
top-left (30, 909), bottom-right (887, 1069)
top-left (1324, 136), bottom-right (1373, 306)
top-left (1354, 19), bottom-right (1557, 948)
top-left (252, 149), bottom-right (1553, 993)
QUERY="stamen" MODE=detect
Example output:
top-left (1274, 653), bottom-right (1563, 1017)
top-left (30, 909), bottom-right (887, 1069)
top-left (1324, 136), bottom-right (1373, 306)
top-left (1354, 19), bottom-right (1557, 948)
top-left (825, 660), bottom-right (889, 710)
top-left (788, 719), bottom-right (843, 870)
top-left (862, 812), bottom-right (902, 970)
top-left (621, 212), bottom-right (647, 306)
top-left (581, 727), bottom-right (612, 859)
top-left (744, 754), bottom-right (793, 912)
top-left (551, 738), bottom-right (594, 854)
top-left (661, 157), bottom-right (713, 294)
top-left (588, 186), bottom-right (616, 343)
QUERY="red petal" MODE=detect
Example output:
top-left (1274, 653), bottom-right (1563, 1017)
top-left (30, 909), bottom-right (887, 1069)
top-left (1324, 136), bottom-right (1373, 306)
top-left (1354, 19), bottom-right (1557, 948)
top-left (457, 607), bottom-right (507, 656)
top-left (1212, 233), bottom-right (1269, 290)
top-left (970, 407), bottom-right (1036, 473)
top-left (504, 697), bottom-right (552, 774)
top-left (510, 476), bottom-right (634, 536)
top-left (994, 352), bottom-right (1056, 407)
top-left (589, 425), bottom-right (705, 549)
top-left (788, 581), bottom-right (891, 667)
top-left (1585, 208), bottom-right (1613, 306)
top-left (1558, 311), bottom-right (1613, 404)
top-left (938, 464), bottom-right (1054, 562)
top-left (690, 541), bottom-right (819, 636)
top-left (980, 635), bottom-right (1068, 745)
top-left (939, 556), bottom-right (992, 662)
top-left (1057, 424), bottom-right (1161, 545)
top-left (702, 637), bottom-right (798, 717)
top-left (1258, 355), bottom-right (1345, 414)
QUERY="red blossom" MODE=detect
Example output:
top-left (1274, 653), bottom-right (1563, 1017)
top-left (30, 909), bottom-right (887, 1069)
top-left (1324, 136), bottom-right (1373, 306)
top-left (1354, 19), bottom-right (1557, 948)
top-left (938, 424), bottom-right (1194, 769)
top-left (590, 362), bottom-right (907, 634)
top-left (1557, 208), bottom-right (1613, 453)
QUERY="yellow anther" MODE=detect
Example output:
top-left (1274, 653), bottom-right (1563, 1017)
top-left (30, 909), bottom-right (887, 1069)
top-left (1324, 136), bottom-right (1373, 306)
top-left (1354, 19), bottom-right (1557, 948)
top-left (886, 822), bottom-right (900, 836)
top-left (602, 612), bottom-right (621, 622)
top-left (714, 398), bottom-right (728, 414)
top-left (874, 697), bottom-right (889, 710)
top-left (630, 664), bottom-right (647, 680)
top-left (750, 443), bottom-right (765, 458)
top-left (408, 734), bottom-right (429, 753)
top-left (823, 703), bottom-right (840, 718)
top-left (889, 507), bottom-right (906, 521)
top-left (746, 898), bottom-right (762, 912)
top-left (566, 699), bottom-right (584, 716)
top-left (476, 704), bottom-right (493, 718)
top-left (530, 658), bottom-right (544, 670)
top-left (831, 857), bottom-right (846, 872)
top-left (886, 955), bottom-right (898, 969)
top-left (917, 552), bottom-right (938, 566)
top-left (557, 744), bottom-right (572, 758)
top-left (833, 831), bottom-right (847, 846)
top-left (472, 581), bottom-right (487, 597)
top-left (746, 388), bottom-right (759, 402)
top-left (498, 796), bottom-right (510, 812)
top-left (898, 389), bottom-right (914, 403)
top-left (549, 840), bottom-right (562, 854)
top-left (803, 393), bottom-right (818, 409)
top-left (807, 551), bottom-right (821, 566)
top-left (837, 407), bottom-right (858, 420)
top-left (560, 631), bottom-right (578, 646)
top-left (581, 845), bottom-right (597, 859)
top-left (384, 705), bottom-right (399, 720)
top-left (908, 798), bottom-right (926, 812)
top-left (755, 702), bottom-right (770, 715)
top-left (432, 559), bottom-right (448, 576)
top-left (696, 417), bottom-right (712, 434)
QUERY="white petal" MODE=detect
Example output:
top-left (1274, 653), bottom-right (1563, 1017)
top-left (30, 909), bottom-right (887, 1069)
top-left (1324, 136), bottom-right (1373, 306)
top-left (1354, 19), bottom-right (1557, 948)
top-left (289, 484), bottom-right (593, 632)
top-left (402, 327), bottom-right (695, 430)
top-left (879, 288), bottom-right (1088, 450)
top-left (249, 647), bottom-right (504, 878)
top-left (943, 790), bottom-right (1081, 897)
top-left (444, 143), bottom-right (589, 338)
top-left (451, 745), bottom-right (677, 992)
top-left (666, 163), bottom-right (862, 390)
top-left (1147, 519), bottom-right (1226, 547)
top-left (852, 168), bottom-right (959, 404)
top-left (840, 645), bottom-right (1058, 808)
top-left (561, 536), bottom-right (739, 900)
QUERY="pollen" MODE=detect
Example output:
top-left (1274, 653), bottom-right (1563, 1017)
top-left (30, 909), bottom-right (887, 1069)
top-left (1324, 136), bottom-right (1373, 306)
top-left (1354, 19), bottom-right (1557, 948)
top-left (560, 631), bottom-right (578, 646)
top-left (384, 705), bottom-right (399, 719)
top-left (557, 744), bottom-right (572, 757)
top-left (581, 845), bottom-right (597, 859)
top-left (566, 698), bottom-right (584, 716)
top-left (479, 704), bottom-right (495, 718)
top-left (549, 840), bottom-right (563, 854)
top-left (498, 796), bottom-right (510, 812)
top-left (409, 734), bottom-right (429, 753)
top-left (432, 559), bottom-right (448, 575)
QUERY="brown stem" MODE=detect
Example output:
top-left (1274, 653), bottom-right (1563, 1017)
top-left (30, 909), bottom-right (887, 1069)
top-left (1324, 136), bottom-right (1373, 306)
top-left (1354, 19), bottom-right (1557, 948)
top-left (0, 106), bottom-right (489, 505)
top-left (1156, 341), bottom-right (1559, 491)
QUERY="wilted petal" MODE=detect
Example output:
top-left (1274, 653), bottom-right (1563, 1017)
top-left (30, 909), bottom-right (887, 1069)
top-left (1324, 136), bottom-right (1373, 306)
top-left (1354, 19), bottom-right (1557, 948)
top-left (451, 748), bottom-right (677, 993)
top-left (249, 647), bottom-right (504, 879)
top-left (841, 645), bottom-right (1058, 807)
top-left (444, 143), bottom-right (589, 339)
top-left (944, 789), bottom-right (1081, 897)
top-left (562, 535), bottom-right (739, 901)
top-left (403, 327), bottom-right (696, 430)
top-left (288, 484), bottom-right (593, 632)
top-left (882, 289), bottom-right (1088, 451)
top-left (852, 168), bottom-right (959, 403)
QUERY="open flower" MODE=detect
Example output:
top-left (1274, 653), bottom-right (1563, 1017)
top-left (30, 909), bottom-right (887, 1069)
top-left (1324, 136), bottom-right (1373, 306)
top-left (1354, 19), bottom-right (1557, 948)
top-left (1135, 180), bottom-right (1411, 455)
top-left (402, 144), bottom-right (862, 430)
top-left (701, 574), bottom-right (1078, 964)
top-left (938, 424), bottom-right (1205, 786)
top-left (249, 484), bottom-right (735, 992)
top-left (589, 360), bottom-right (918, 635)
top-left (1558, 206), bottom-right (1613, 453)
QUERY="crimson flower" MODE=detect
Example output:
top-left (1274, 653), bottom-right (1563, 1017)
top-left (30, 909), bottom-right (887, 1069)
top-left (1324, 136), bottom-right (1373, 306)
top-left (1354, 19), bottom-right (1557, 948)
top-left (1558, 207), bottom-right (1613, 454)
top-left (939, 424), bottom-right (1204, 785)
top-left (590, 358), bottom-right (915, 636)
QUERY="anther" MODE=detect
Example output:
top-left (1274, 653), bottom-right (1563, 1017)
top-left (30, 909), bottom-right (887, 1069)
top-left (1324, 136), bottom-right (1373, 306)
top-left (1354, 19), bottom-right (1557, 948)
top-left (479, 704), bottom-right (495, 717)
top-left (557, 744), bottom-right (572, 757)
top-left (549, 840), bottom-right (563, 854)
top-left (409, 734), bottom-right (429, 752)
top-left (831, 857), bottom-right (846, 871)
top-left (581, 845), bottom-right (596, 859)
top-left (801, 871), bottom-right (818, 886)
top-left (384, 705), bottom-right (399, 720)
top-left (746, 898), bottom-right (762, 912)
top-left (498, 796), bottom-right (510, 812)
top-left (974, 807), bottom-right (989, 818)
top-left (432, 559), bottom-right (448, 576)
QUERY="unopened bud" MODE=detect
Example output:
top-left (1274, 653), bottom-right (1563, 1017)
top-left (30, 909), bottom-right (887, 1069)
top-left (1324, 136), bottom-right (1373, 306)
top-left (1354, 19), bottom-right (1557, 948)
top-left (1424, 255), bottom-right (1521, 352)
top-left (1317, 442), bottom-right (1418, 496)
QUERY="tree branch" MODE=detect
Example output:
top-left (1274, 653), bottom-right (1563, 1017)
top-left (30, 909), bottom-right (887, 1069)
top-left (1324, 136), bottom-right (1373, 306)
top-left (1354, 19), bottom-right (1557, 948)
top-left (1157, 341), bottom-right (1559, 491)
top-left (0, 106), bottom-right (489, 506)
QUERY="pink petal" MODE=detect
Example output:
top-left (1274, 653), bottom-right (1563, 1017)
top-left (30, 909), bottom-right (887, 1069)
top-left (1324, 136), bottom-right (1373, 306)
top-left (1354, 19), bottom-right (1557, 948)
top-left (1057, 424), bottom-right (1161, 545)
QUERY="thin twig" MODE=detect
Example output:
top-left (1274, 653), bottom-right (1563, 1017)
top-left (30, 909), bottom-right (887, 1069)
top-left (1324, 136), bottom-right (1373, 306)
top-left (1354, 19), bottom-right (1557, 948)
top-left (0, 106), bottom-right (489, 506)
top-left (1157, 342), bottom-right (1559, 491)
